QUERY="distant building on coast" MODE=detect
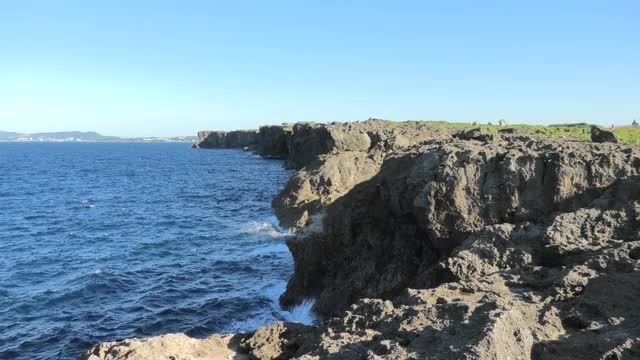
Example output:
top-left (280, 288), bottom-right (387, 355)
top-left (633, 120), bottom-right (638, 127)
top-left (498, 119), bottom-right (508, 127)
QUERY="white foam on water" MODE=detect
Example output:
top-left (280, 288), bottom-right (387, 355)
top-left (281, 298), bottom-right (316, 325)
top-left (225, 281), bottom-right (316, 332)
top-left (225, 310), bottom-right (275, 333)
top-left (241, 216), bottom-right (293, 238)
top-left (263, 281), bottom-right (316, 325)
top-left (223, 218), bottom-right (314, 332)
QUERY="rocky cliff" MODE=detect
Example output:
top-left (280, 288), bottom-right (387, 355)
top-left (270, 130), bottom-right (640, 359)
top-left (258, 125), bottom-right (292, 158)
top-left (279, 137), bottom-right (640, 315)
top-left (84, 121), bottom-right (640, 359)
top-left (194, 126), bottom-right (292, 158)
top-left (274, 120), bottom-right (449, 228)
top-left (193, 130), bottom-right (259, 149)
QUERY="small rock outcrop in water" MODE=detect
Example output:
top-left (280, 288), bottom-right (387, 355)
top-left (591, 126), bottom-right (618, 143)
top-left (84, 121), bottom-right (640, 359)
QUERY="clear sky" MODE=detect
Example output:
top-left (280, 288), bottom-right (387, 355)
top-left (0, 0), bottom-right (638, 137)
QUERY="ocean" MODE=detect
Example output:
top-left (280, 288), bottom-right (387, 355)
top-left (0, 142), bottom-right (312, 359)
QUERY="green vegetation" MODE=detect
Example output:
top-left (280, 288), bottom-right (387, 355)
top-left (613, 126), bottom-right (640, 145)
top-left (379, 120), bottom-right (640, 145)
top-left (527, 123), bottom-right (593, 142)
top-left (244, 120), bottom-right (640, 145)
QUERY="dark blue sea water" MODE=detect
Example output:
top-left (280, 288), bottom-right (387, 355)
top-left (0, 142), bottom-right (310, 360)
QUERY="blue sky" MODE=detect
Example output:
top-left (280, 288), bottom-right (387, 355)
top-left (0, 1), bottom-right (638, 137)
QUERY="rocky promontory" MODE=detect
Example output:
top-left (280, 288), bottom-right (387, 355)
top-left (193, 126), bottom-right (291, 158)
top-left (194, 130), bottom-right (259, 149)
top-left (84, 121), bottom-right (640, 359)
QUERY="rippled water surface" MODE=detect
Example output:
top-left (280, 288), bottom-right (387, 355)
top-left (0, 142), bottom-right (302, 359)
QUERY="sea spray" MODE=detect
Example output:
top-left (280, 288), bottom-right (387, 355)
top-left (241, 216), bottom-right (294, 238)
top-left (282, 298), bottom-right (316, 325)
top-left (264, 282), bottom-right (316, 325)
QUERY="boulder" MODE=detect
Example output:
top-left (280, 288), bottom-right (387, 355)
top-left (590, 126), bottom-right (618, 143)
top-left (455, 127), bottom-right (497, 142)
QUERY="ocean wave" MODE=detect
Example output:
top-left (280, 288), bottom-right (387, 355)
top-left (220, 281), bottom-right (316, 333)
top-left (240, 217), bottom-right (292, 238)
top-left (265, 282), bottom-right (316, 325)
top-left (282, 298), bottom-right (316, 325)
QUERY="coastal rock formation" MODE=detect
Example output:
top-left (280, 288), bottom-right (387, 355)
top-left (455, 127), bottom-right (497, 141)
top-left (280, 137), bottom-right (640, 315)
top-left (590, 126), bottom-right (618, 143)
top-left (284, 120), bottom-right (450, 170)
top-left (194, 130), bottom-right (226, 148)
top-left (195, 119), bottom-right (455, 169)
top-left (194, 130), bottom-right (259, 149)
top-left (274, 120), bottom-right (450, 228)
top-left (194, 125), bottom-right (293, 159)
top-left (80, 333), bottom-right (246, 360)
top-left (285, 123), bottom-right (334, 170)
top-left (258, 125), bottom-right (292, 158)
top-left (86, 121), bottom-right (640, 360)
top-left (273, 151), bottom-right (382, 228)
top-left (272, 134), bottom-right (640, 359)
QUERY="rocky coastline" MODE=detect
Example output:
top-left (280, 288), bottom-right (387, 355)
top-left (83, 120), bottom-right (640, 359)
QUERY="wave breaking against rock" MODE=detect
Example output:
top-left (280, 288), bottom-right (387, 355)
top-left (84, 120), bottom-right (640, 359)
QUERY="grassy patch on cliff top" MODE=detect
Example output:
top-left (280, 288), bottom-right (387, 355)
top-left (613, 126), bottom-right (640, 145)
top-left (270, 120), bottom-right (640, 145)
top-left (383, 120), bottom-right (640, 145)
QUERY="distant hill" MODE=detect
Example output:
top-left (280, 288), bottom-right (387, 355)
top-left (0, 130), bottom-right (196, 142)
top-left (27, 131), bottom-right (121, 141)
top-left (0, 131), bottom-right (24, 141)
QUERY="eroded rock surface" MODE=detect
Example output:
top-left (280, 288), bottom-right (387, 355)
top-left (258, 125), bottom-right (292, 158)
top-left (194, 126), bottom-right (292, 157)
top-left (194, 130), bottom-right (259, 149)
top-left (271, 134), bottom-right (640, 359)
top-left (281, 137), bottom-right (640, 314)
top-left (274, 120), bottom-right (450, 228)
top-left (79, 333), bottom-right (247, 360)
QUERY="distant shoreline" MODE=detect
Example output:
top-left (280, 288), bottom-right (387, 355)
top-left (0, 140), bottom-right (196, 143)
top-left (0, 130), bottom-right (196, 143)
